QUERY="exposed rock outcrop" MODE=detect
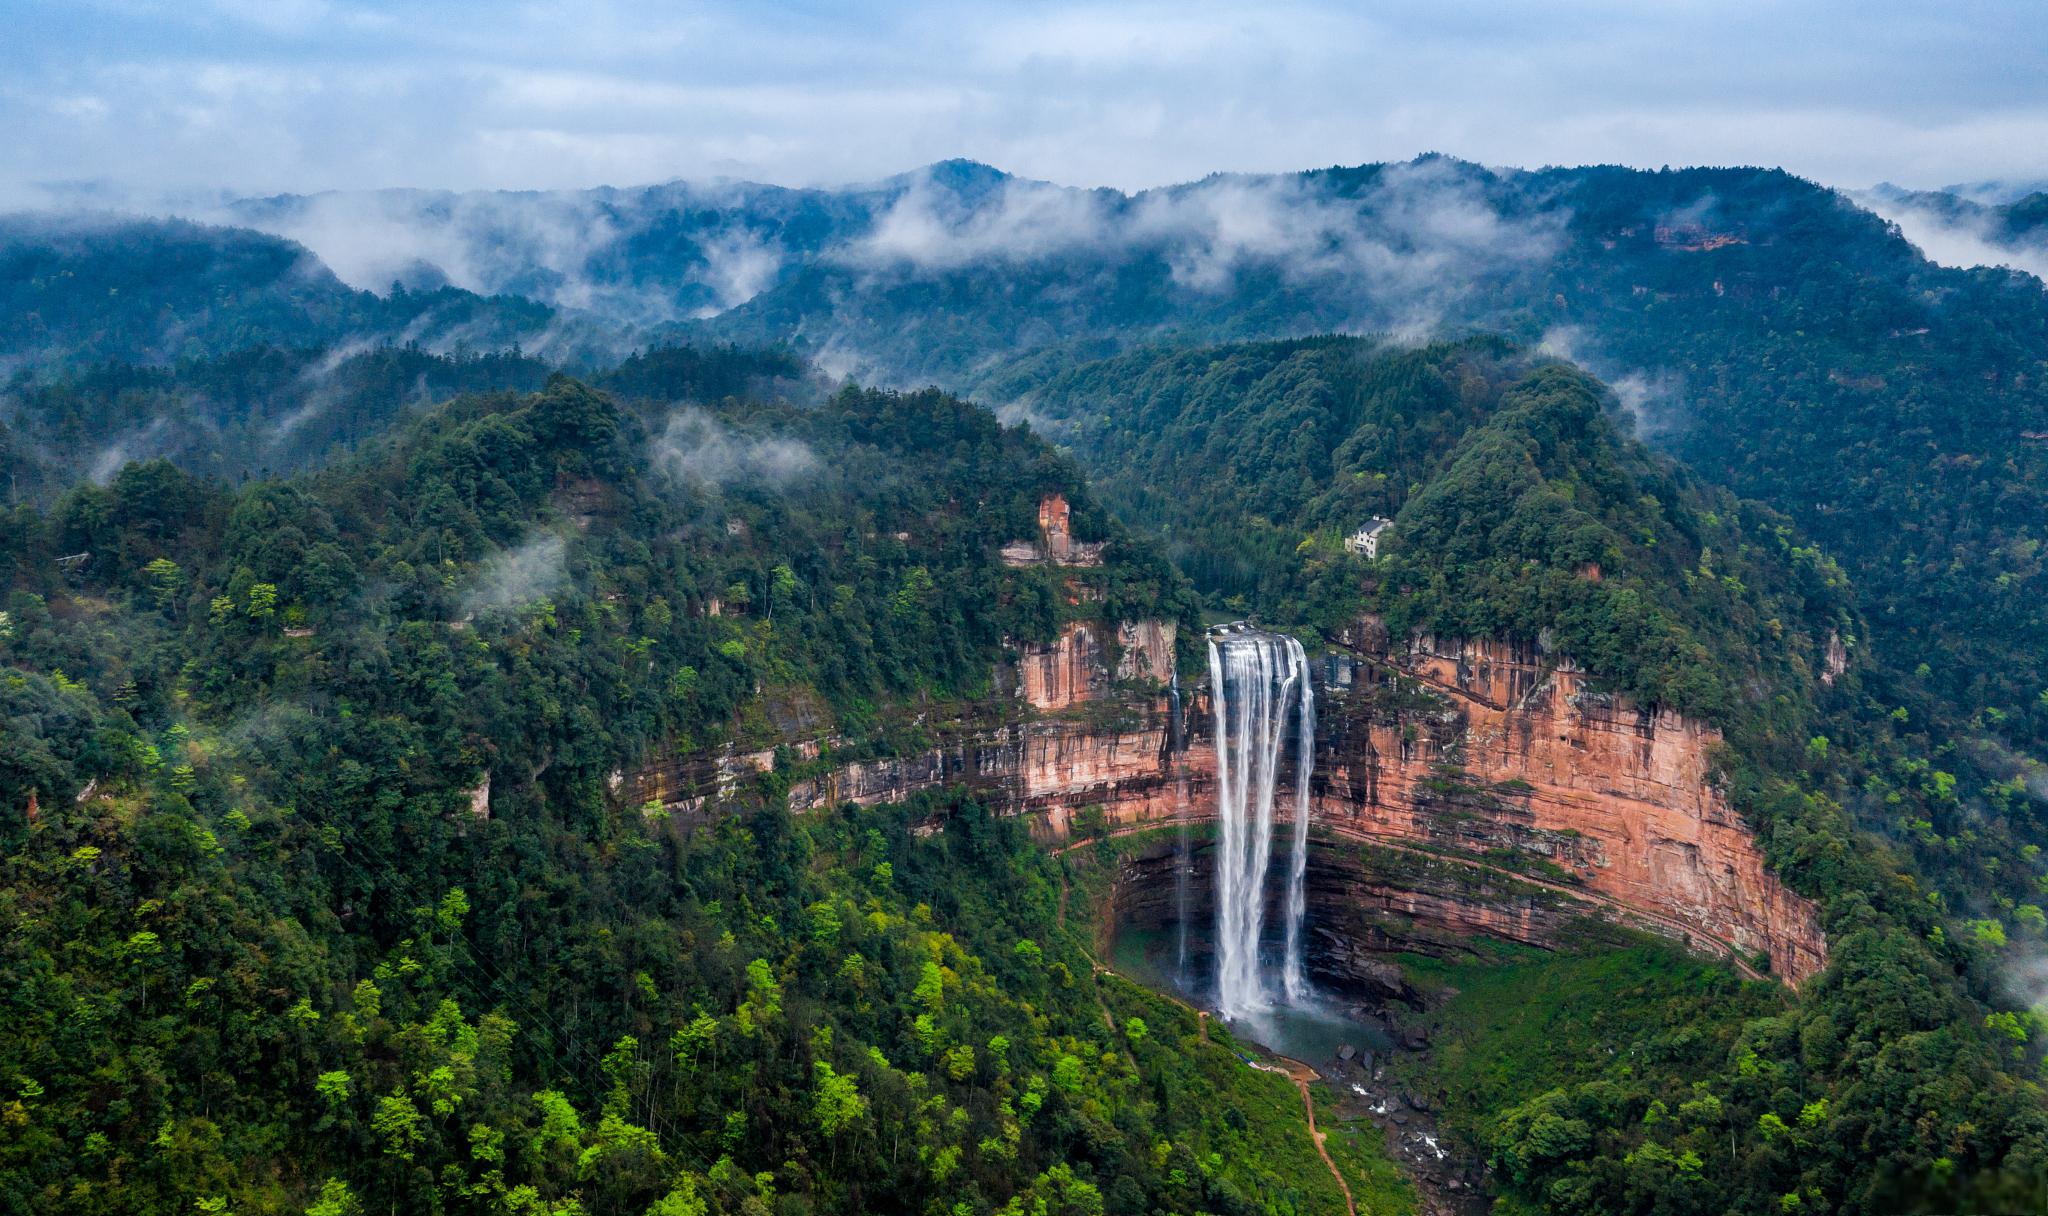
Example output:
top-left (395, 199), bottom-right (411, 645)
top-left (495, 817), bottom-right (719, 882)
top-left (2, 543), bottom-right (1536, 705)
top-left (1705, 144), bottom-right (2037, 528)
top-left (1309, 629), bottom-right (1826, 984)
top-left (783, 704), bottom-right (1201, 831)
top-left (619, 738), bottom-right (821, 820)
top-left (619, 621), bottom-right (1828, 986)
top-left (1001, 493), bottom-right (1106, 567)
top-left (1016, 622), bottom-right (1110, 710)
top-left (1116, 619), bottom-right (1177, 683)
top-left (1010, 619), bottom-right (1178, 710)
top-left (1821, 630), bottom-right (1849, 685)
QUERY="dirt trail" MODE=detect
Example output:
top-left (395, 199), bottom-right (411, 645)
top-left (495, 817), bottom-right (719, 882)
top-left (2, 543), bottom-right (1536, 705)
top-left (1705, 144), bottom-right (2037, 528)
top-left (1300, 1071), bottom-right (1361, 1216)
top-left (1248, 1054), bottom-right (1358, 1216)
top-left (1058, 865), bottom-right (1355, 1212)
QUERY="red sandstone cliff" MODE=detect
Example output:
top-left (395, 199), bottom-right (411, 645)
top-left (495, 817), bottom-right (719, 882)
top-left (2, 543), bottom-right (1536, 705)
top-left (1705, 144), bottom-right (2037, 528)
top-left (618, 624), bottom-right (1826, 986)
top-left (1014, 619), bottom-right (1178, 710)
top-left (1311, 629), bottom-right (1826, 985)
top-left (1002, 493), bottom-right (1106, 568)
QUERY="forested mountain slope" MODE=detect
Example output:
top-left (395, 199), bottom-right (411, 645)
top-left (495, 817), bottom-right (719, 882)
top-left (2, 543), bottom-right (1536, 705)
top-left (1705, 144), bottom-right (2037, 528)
top-left (5, 371), bottom-right (1457, 1216)
top-left (16, 162), bottom-right (2048, 769)
top-left (1014, 335), bottom-right (2048, 1211)
top-left (0, 216), bottom-right (555, 370)
top-left (1016, 336), bottom-right (1843, 710)
top-left (651, 159), bottom-right (2048, 769)
top-left (0, 343), bottom-right (808, 500)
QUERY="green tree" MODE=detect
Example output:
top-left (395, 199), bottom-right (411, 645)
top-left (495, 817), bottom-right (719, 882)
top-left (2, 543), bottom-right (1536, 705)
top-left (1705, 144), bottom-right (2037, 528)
top-left (812, 1062), bottom-right (865, 1137)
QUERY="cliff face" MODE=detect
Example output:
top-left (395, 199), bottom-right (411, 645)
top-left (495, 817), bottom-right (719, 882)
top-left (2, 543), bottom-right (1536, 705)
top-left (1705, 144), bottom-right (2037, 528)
top-left (1013, 619), bottom-right (1179, 710)
top-left (621, 621), bottom-right (1826, 986)
top-left (782, 698), bottom-right (1204, 830)
top-left (1001, 492), bottom-right (1106, 568)
top-left (1308, 628), bottom-right (1826, 985)
top-left (1113, 837), bottom-right (1603, 998)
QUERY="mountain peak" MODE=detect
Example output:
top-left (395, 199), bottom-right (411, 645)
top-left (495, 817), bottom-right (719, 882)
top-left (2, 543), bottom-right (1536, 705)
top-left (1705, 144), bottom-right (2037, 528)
top-left (919, 158), bottom-right (1013, 187)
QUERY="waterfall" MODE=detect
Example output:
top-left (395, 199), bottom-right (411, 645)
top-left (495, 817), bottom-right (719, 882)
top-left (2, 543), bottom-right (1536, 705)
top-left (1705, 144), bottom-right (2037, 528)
top-left (1282, 655), bottom-right (1316, 1002)
top-left (1207, 630), bottom-right (1315, 1018)
top-left (1169, 670), bottom-right (1191, 985)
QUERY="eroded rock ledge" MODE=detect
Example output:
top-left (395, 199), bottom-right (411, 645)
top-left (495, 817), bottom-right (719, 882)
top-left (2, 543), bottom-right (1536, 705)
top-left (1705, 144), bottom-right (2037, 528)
top-left (618, 617), bottom-right (1827, 986)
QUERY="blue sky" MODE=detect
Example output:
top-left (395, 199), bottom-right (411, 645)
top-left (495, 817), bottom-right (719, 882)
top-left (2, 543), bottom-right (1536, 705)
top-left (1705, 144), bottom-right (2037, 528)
top-left (4, 0), bottom-right (2046, 201)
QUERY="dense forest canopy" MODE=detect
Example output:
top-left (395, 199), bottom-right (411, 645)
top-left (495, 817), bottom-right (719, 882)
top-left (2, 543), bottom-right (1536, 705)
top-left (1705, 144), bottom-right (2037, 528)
top-left (1, 338), bottom-right (2044, 1213)
top-left (0, 365), bottom-right (1322, 1215)
top-left (1007, 333), bottom-right (2048, 1211)
top-left (3, 153), bottom-right (2048, 1214)
top-left (15, 159), bottom-right (2042, 761)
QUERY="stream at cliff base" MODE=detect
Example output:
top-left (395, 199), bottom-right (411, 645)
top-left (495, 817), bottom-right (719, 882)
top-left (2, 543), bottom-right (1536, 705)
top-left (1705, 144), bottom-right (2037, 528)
top-left (1110, 924), bottom-right (1393, 1062)
top-left (1111, 923), bottom-right (1487, 1211)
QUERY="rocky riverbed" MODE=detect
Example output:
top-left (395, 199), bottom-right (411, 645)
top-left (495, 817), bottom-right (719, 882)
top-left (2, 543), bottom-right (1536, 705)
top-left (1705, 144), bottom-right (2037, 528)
top-left (1310, 1006), bottom-right (1488, 1216)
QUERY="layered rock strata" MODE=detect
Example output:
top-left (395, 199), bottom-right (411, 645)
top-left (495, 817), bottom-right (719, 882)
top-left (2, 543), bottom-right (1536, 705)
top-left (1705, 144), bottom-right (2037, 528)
top-left (618, 622), bottom-right (1826, 985)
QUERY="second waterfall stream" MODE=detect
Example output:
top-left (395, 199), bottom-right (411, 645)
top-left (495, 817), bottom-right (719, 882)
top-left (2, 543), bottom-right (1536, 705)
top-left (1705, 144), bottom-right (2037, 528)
top-left (1206, 629), bottom-right (1316, 1019)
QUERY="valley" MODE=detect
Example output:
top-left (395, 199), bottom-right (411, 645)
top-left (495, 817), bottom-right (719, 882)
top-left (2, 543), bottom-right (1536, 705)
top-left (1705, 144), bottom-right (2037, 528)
top-left (4, 155), bottom-right (2048, 1215)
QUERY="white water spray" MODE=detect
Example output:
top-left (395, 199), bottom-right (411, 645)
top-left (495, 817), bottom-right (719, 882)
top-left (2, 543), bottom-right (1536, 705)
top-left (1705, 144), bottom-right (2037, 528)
top-left (1207, 630), bottom-right (1315, 1018)
top-left (1283, 652), bottom-right (1316, 1003)
top-left (1170, 670), bottom-right (1191, 984)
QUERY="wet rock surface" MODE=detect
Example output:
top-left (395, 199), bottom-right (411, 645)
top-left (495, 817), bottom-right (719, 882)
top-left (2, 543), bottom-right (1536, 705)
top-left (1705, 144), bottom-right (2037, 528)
top-left (621, 623), bottom-right (1826, 987)
top-left (1315, 1011), bottom-right (1488, 1216)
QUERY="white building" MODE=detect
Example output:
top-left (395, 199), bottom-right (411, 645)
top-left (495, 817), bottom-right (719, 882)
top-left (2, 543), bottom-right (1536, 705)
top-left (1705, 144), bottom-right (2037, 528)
top-left (1344, 517), bottom-right (1393, 559)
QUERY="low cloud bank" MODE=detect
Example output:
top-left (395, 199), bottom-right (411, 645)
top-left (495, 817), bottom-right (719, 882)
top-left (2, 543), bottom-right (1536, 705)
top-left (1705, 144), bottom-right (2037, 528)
top-left (463, 534), bottom-right (569, 614)
top-left (1857, 191), bottom-right (2048, 282)
top-left (653, 408), bottom-right (815, 489)
top-left (845, 159), bottom-right (1566, 334)
top-left (223, 184), bottom-right (788, 324)
top-left (204, 157), bottom-right (1572, 346)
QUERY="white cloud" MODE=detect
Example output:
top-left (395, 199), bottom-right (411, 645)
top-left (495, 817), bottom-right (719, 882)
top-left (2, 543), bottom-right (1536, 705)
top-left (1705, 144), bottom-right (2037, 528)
top-left (841, 157), bottom-right (1561, 336)
top-left (851, 177), bottom-right (1117, 269)
top-left (653, 409), bottom-right (816, 489)
top-left (464, 533), bottom-right (568, 614)
top-left (692, 227), bottom-right (783, 314)
top-left (966, 3), bottom-right (1306, 70)
top-left (4, 1), bottom-right (2048, 201)
top-left (1855, 193), bottom-right (2048, 283)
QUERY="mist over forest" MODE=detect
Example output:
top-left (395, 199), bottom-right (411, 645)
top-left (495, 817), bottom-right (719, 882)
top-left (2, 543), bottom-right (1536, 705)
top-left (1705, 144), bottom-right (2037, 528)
top-left (7, 3), bottom-right (2048, 1213)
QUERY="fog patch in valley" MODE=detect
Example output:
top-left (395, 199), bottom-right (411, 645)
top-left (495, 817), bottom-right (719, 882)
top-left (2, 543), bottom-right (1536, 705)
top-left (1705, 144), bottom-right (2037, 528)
top-left (652, 408), bottom-right (817, 490)
top-left (843, 158), bottom-right (1566, 338)
top-left (692, 227), bottom-right (785, 317)
top-left (992, 397), bottom-right (1077, 441)
top-left (1539, 325), bottom-right (1690, 441)
top-left (463, 533), bottom-right (569, 616)
top-left (87, 417), bottom-right (180, 486)
top-left (2007, 951), bottom-right (2048, 1015)
top-left (234, 189), bottom-right (624, 303)
top-left (1856, 191), bottom-right (2048, 283)
top-left (222, 186), bottom-right (790, 327)
top-left (851, 175), bottom-right (1120, 269)
top-left (1604, 370), bottom-right (1689, 440)
top-left (808, 338), bottom-right (882, 387)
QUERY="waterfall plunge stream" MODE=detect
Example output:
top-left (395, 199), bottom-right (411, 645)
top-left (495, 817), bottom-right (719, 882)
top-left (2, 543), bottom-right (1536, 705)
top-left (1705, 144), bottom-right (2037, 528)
top-left (1206, 630), bottom-right (1316, 1019)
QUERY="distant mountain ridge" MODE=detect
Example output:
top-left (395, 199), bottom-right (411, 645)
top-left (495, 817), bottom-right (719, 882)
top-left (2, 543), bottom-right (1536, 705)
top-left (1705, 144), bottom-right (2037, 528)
top-left (0, 213), bottom-right (557, 371)
top-left (1858, 181), bottom-right (2048, 271)
top-left (9, 157), bottom-right (2048, 755)
top-left (16, 155), bottom-right (2048, 385)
